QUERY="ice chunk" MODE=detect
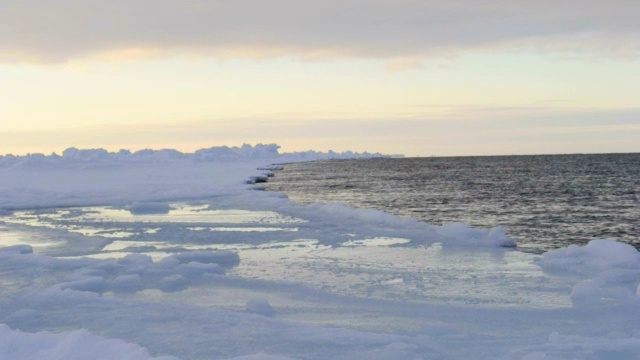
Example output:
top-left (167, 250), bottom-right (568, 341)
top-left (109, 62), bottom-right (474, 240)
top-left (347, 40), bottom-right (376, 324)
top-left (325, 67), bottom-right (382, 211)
top-left (0, 324), bottom-right (176, 360)
top-left (540, 240), bottom-right (640, 306)
top-left (157, 274), bottom-right (189, 293)
top-left (111, 274), bottom-right (144, 293)
top-left (62, 147), bottom-right (111, 161)
top-left (128, 202), bottom-right (172, 215)
top-left (176, 262), bottom-right (225, 277)
top-left (541, 240), bottom-right (640, 276)
top-left (437, 223), bottom-right (516, 247)
top-left (246, 299), bottom-right (276, 317)
top-left (0, 244), bottom-right (33, 254)
top-left (246, 175), bottom-right (269, 184)
top-left (168, 250), bottom-right (240, 268)
top-left (57, 276), bottom-right (107, 293)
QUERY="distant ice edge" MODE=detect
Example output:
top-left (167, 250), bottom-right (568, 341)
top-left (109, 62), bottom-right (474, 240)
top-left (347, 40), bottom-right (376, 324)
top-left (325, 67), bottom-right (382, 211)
top-left (0, 144), bottom-right (389, 211)
top-left (0, 143), bottom-right (392, 165)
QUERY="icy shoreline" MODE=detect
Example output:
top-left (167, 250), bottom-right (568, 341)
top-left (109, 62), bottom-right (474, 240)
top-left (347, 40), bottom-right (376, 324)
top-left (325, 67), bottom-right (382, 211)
top-left (0, 144), bottom-right (385, 210)
top-left (1, 144), bottom-right (639, 359)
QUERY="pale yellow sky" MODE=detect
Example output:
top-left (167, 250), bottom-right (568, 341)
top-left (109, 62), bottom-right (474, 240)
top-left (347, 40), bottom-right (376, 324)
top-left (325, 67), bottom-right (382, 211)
top-left (1, 1), bottom-right (639, 156)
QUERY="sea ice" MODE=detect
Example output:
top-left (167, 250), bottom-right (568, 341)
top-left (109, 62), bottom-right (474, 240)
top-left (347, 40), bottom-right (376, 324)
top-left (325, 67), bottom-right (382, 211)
top-left (0, 324), bottom-right (177, 360)
top-left (246, 298), bottom-right (276, 317)
top-left (0, 144), bottom-right (639, 359)
top-left (541, 239), bottom-right (640, 306)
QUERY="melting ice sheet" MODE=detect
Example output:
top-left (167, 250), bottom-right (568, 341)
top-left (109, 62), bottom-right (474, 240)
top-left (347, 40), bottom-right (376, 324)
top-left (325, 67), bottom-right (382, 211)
top-left (1, 194), bottom-right (640, 359)
top-left (1, 201), bottom-right (570, 308)
top-left (7, 203), bottom-right (304, 227)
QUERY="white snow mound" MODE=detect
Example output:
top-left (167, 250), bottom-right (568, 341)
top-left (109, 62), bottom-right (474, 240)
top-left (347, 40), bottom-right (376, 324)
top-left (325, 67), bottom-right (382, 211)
top-left (0, 324), bottom-right (177, 360)
top-left (540, 240), bottom-right (640, 306)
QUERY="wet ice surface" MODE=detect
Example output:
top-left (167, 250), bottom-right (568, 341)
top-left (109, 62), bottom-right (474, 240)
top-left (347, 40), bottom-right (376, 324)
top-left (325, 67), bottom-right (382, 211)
top-left (1, 200), bottom-right (572, 309)
top-left (2, 193), bottom-right (640, 359)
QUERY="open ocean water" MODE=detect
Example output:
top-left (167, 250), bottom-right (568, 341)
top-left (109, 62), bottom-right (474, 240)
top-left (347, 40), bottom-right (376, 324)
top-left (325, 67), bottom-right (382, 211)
top-left (265, 153), bottom-right (640, 253)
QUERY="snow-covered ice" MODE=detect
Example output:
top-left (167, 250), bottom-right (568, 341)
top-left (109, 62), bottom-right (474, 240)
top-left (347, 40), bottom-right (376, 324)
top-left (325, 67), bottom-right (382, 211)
top-left (0, 324), bottom-right (177, 360)
top-left (1, 144), bottom-right (639, 359)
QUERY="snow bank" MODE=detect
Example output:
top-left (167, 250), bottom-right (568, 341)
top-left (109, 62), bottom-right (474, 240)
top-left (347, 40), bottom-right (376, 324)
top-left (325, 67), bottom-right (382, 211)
top-left (541, 240), bottom-right (640, 275)
top-left (0, 144), bottom-right (384, 168)
top-left (0, 144), bottom-right (383, 210)
top-left (0, 324), bottom-right (176, 360)
top-left (0, 245), bottom-right (238, 295)
top-left (540, 240), bottom-right (640, 306)
top-left (0, 244), bottom-right (34, 254)
top-left (167, 250), bottom-right (240, 268)
top-left (523, 332), bottom-right (640, 360)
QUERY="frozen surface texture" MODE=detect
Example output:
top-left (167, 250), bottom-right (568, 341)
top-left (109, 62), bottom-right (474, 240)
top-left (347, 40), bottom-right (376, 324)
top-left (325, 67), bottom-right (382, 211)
top-left (541, 240), bottom-right (640, 306)
top-left (0, 324), bottom-right (177, 360)
top-left (0, 144), bottom-right (384, 210)
top-left (0, 144), bottom-right (639, 359)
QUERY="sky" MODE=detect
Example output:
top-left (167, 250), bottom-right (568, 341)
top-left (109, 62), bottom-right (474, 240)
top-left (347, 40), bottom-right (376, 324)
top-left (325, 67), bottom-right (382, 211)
top-left (1, 0), bottom-right (639, 157)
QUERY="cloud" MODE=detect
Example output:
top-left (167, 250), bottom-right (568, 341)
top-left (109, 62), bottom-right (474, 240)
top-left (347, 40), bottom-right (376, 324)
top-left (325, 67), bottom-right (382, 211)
top-left (1, 0), bottom-right (639, 63)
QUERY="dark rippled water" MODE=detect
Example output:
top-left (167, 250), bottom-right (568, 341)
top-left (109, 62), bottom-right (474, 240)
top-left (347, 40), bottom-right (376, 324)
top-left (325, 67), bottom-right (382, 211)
top-left (265, 154), bottom-right (640, 253)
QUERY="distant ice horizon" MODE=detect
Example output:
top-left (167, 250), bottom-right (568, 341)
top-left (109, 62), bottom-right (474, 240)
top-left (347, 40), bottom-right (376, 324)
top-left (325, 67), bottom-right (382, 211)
top-left (0, 143), bottom-right (393, 160)
top-left (2, 142), bottom-right (639, 160)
